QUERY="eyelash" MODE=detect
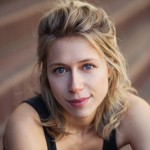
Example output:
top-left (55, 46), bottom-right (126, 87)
top-left (52, 63), bottom-right (95, 74)
top-left (53, 67), bottom-right (67, 74)
top-left (82, 63), bottom-right (94, 70)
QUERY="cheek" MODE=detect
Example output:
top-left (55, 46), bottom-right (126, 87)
top-left (92, 70), bottom-right (109, 96)
top-left (97, 74), bottom-right (109, 88)
top-left (47, 77), bottom-right (65, 100)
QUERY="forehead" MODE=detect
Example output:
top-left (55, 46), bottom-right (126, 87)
top-left (48, 36), bottom-right (103, 59)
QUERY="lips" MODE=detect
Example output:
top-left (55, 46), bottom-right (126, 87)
top-left (67, 96), bottom-right (91, 108)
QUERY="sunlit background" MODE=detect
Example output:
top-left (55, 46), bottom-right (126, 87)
top-left (0, 0), bottom-right (150, 149)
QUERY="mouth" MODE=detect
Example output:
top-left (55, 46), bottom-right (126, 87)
top-left (67, 96), bottom-right (91, 108)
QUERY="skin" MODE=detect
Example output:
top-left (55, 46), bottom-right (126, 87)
top-left (4, 36), bottom-right (150, 150)
top-left (47, 36), bottom-right (109, 121)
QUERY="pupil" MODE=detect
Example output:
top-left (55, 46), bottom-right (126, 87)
top-left (85, 64), bottom-right (91, 69)
top-left (58, 68), bottom-right (64, 73)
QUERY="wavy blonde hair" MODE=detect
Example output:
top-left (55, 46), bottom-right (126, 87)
top-left (37, 0), bottom-right (136, 139)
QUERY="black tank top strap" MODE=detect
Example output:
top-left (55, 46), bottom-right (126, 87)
top-left (23, 96), bottom-right (49, 119)
top-left (23, 96), bottom-right (57, 150)
top-left (103, 129), bottom-right (117, 150)
top-left (43, 128), bottom-right (57, 150)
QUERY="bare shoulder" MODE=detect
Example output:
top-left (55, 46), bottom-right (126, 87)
top-left (4, 102), bottom-right (47, 150)
top-left (125, 94), bottom-right (150, 122)
top-left (118, 93), bottom-right (150, 150)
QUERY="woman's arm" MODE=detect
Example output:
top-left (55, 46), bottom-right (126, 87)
top-left (4, 103), bottom-right (47, 150)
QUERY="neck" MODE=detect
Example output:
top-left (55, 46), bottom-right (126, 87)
top-left (65, 112), bottom-right (96, 135)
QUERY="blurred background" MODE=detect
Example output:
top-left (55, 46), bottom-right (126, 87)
top-left (0, 0), bottom-right (150, 150)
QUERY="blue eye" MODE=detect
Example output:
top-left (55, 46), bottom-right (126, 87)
top-left (83, 64), bottom-right (94, 70)
top-left (54, 67), bottom-right (66, 74)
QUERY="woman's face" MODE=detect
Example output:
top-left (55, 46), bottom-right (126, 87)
top-left (47, 36), bottom-right (110, 119)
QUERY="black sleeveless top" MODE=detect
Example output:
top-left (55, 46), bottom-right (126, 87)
top-left (24, 96), bottom-right (118, 150)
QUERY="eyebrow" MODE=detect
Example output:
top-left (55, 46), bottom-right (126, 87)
top-left (48, 58), bottom-right (99, 68)
top-left (78, 58), bottom-right (99, 63)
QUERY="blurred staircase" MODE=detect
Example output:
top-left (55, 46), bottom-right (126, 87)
top-left (0, 0), bottom-right (150, 149)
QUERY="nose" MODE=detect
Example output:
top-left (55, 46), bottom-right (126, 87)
top-left (68, 70), bottom-right (84, 93)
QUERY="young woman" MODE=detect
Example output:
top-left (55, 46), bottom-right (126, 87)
top-left (4, 0), bottom-right (150, 150)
